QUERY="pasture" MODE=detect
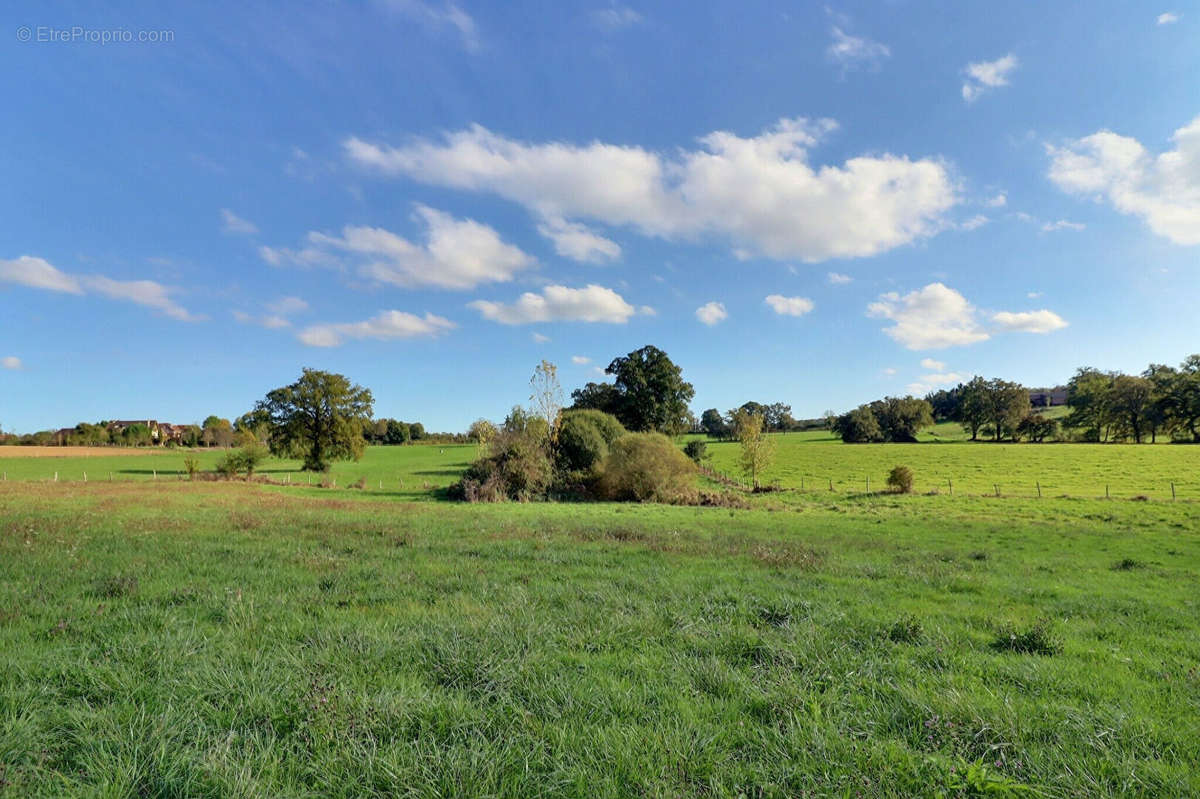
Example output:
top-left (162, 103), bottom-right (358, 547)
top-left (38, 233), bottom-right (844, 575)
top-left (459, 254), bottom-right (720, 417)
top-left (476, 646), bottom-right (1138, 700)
top-left (1, 440), bottom-right (1199, 796)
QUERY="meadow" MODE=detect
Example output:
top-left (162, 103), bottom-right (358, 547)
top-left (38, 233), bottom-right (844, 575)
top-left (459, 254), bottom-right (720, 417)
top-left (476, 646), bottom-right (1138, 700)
top-left (1, 440), bottom-right (1199, 796)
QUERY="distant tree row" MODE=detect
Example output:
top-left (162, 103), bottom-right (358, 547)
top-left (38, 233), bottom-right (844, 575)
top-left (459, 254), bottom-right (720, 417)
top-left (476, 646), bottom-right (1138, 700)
top-left (698, 402), bottom-right (797, 439)
top-left (832, 397), bottom-right (937, 443)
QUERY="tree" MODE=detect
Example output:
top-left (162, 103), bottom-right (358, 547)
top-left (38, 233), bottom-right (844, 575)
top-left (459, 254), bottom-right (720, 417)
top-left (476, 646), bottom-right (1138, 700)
top-left (985, 379), bottom-right (1030, 442)
top-left (1066, 368), bottom-right (1113, 441)
top-left (764, 402), bottom-right (795, 432)
top-left (255, 368), bottom-right (374, 471)
top-left (1108, 374), bottom-right (1153, 443)
top-left (569, 381), bottom-right (622, 415)
top-left (732, 409), bottom-right (774, 488)
top-left (924, 386), bottom-right (963, 422)
top-left (467, 419), bottom-right (497, 448)
top-left (603, 345), bottom-right (695, 434)
top-left (869, 396), bottom-right (935, 442)
top-left (957, 377), bottom-right (990, 441)
top-left (833, 406), bottom-right (882, 443)
top-left (700, 408), bottom-right (729, 439)
top-left (385, 419), bottom-right (411, 444)
top-left (529, 360), bottom-right (563, 440)
top-left (1142, 364), bottom-right (1178, 443)
top-left (201, 416), bottom-right (234, 448)
top-left (1173, 355), bottom-right (1200, 442)
top-left (408, 422), bottom-right (426, 441)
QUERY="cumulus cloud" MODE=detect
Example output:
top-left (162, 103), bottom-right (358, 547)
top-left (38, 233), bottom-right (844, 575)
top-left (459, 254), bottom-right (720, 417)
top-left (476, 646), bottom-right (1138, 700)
top-left (2, 356), bottom-right (21, 370)
top-left (531, 332), bottom-right (550, 343)
top-left (827, 27), bottom-right (890, 69)
top-left (537, 216), bottom-right (621, 263)
top-left (695, 301), bottom-right (728, 326)
top-left (1, 255), bottom-right (201, 321)
top-left (1047, 116), bottom-right (1200, 244)
top-left (991, 310), bottom-right (1068, 333)
top-left (1157, 12), bottom-right (1180, 24)
top-left (868, 283), bottom-right (989, 349)
top-left (960, 214), bottom-right (989, 231)
top-left (764, 294), bottom-right (814, 316)
top-left (827, 271), bottom-right (852, 284)
top-left (383, 0), bottom-right (479, 51)
top-left (920, 357), bottom-right (946, 371)
top-left (962, 53), bottom-right (1018, 103)
top-left (590, 5), bottom-right (642, 30)
top-left (298, 310), bottom-right (456, 347)
top-left (220, 208), bottom-right (258, 235)
top-left (985, 192), bottom-right (1007, 207)
top-left (469, 284), bottom-right (636, 325)
top-left (344, 117), bottom-right (958, 262)
top-left (907, 370), bottom-right (967, 396)
top-left (266, 206), bottom-right (535, 289)
top-left (868, 282), bottom-right (1068, 349)
top-left (571, 355), bottom-right (590, 365)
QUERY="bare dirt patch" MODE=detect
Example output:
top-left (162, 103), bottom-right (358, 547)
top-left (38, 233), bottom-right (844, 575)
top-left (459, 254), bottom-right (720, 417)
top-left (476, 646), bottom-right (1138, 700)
top-left (0, 446), bottom-right (169, 458)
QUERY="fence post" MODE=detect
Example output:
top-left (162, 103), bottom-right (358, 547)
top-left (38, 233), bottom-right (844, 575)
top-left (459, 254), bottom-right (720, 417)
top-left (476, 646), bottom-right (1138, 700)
top-left (829, 478), bottom-right (833, 492)
top-left (1036, 481), bottom-right (1041, 498)
top-left (866, 476), bottom-right (870, 493)
top-left (1171, 482), bottom-right (1176, 501)
top-left (54, 471), bottom-right (58, 482)
top-left (994, 484), bottom-right (1000, 497)
top-left (1105, 484), bottom-right (1110, 500)
top-left (948, 478), bottom-right (953, 496)
top-left (84, 472), bottom-right (87, 483)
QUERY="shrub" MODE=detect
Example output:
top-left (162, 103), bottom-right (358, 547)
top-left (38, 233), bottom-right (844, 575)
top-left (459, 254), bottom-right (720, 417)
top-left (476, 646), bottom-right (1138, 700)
top-left (215, 442), bottom-right (270, 479)
top-left (557, 410), bottom-right (625, 474)
top-left (451, 428), bottom-right (553, 502)
top-left (182, 456), bottom-right (200, 480)
top-left (683, 439), bottom-right (707, 464)
top-left (886, 465), bottom-right (914, 494)
top-left (597, 432), bottom-right (696, 503)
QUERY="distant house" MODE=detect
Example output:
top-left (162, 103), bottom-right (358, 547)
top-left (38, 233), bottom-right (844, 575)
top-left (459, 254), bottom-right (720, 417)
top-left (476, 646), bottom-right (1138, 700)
top-left (106, 420), bottom-right (161, 443)
top-left (1029, 387), bottom-right (1068, 408)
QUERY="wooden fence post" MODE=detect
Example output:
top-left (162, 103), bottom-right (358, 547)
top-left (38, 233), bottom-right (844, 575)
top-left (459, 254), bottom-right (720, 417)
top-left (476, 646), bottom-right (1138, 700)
top-left (1171, 482), bottom-right (1176, 501)
top-left (994, 484), bottom-right (1000, 497)
top-left (1036, 481), bottom-right (1041, 498)
top-left (829, 478), bottom-right (833, 492)
top-left (1105, 484), bottom-right (1110, 499)
top-left (948, 478), bottom-right (953, 496)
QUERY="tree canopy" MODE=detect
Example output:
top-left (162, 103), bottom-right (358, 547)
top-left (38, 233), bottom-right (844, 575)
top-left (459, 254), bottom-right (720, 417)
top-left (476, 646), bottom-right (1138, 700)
top-left (602, 345), bottom-right (695, 434)
top-left (255, 368), bottom-right (374, 471)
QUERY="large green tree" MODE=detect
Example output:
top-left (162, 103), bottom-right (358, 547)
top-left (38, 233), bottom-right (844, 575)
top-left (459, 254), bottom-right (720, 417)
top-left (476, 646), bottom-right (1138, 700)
top-left (255, 368), bottom-right (374, 471)
top-left (603, 345), bottom-right (695, 433)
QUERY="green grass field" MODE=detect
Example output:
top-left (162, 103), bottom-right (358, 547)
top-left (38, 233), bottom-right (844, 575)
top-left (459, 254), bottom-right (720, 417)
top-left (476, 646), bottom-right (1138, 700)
top-left (2, 441), bottom-right (1199, 796)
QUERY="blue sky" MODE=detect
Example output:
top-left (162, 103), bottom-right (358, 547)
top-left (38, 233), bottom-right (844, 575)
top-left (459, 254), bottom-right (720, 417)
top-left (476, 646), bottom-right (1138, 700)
top-left (2, 1), bottom-right (1198, 433)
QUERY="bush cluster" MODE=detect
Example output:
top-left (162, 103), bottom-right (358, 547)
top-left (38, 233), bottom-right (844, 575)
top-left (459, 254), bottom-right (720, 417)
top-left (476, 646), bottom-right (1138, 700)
top-left (451, 409), bottom-right (704, 505)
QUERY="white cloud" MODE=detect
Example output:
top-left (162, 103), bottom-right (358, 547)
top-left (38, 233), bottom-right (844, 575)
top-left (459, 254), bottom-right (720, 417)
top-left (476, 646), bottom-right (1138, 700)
top-left (638, 305), bottom-right (656, 316)
top-left (220, 208), bottom-right (258, 235)
top-left (1047, 116), bottom-right (1200, 244)
top-left (270, 206), bottom-right (535, 290)
top-left (882, 367), bottom-right (898, 376)
top-left (764, 294), bottom-right (814, 316)
top-left (266, 296), bottom-right (308, 315)
top-left (985, 193), bottom-right (1007, 207)
top-left (1, 256), bottom-right (201, 321)
top-left (531, 332), bottom-right (550, 343)
top-left (1040, 219), bottom-right (1086, 232)
top-left (1, 356), bottom-right (21, 370)
top-left (344, 116), bottom-right (958, 262)
top-left (827, 271), bottom-right (852, 285)
top-left (991, 310), bottom-right (1068, 333)
top-left (298, 310), bottom-right (456, 347)
top-left (827, 27), bottom-right (890, 69)
top-left (234, 296), bottom-right (308, 329)
top-left (383, 0), bottom-right (479, 51)
top-left (590, 5), bottom-right (642, 30)
top-left (962, 53), bottom-right (1018, 103)
top-left (695, 301), bottom-right (728, 326)
top-left (537, 216), bottom-right (621, 263)
top-left (960, 214), bottom-right (989, 231)
top-left (920, 357), bottom-right (946, 371)
top-left (868, 283), bottom-right (989, 349)
top-left (0, 256), bottom-right (83, 294)
top-left (868, 282), bottom-right (1068, 349)
top-left (469, 284), bottom-right (636, 325)
top-left (1157, 12), bottom-right (1180, 25)
top-left (571, 355), bottom-right (590, 365)
top-left (1027, 291), bottom-right (1042, 299)
top-left (83, 276), bottom-right (203, 322)
top-left (907, 371), bottom-right (967, 396)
